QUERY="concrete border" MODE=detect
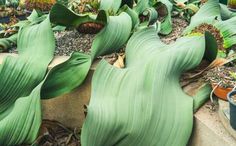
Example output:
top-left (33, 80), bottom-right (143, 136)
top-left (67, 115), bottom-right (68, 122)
top-left (189, 101), bottom-right (236, 146)
top-left (218, 100), bottom-right (236, 140)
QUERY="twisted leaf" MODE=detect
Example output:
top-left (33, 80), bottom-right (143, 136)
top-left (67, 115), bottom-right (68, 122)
top-left (220, 4), bottom-right (236, 20)
top-left (184, 0), bottom-right (236, 52)
top-left (134, 0), bottom-right (173, 35)
top-left (50, 3), bottom-right (108, 28)
top-left (0, 17), bottom-right (55, 145)
top-left (99, 0), bottom-right (122, 14)
top-left (42, 7), bottom-right (132, 99)
top-left (81, 26), bottom-right (217, 146)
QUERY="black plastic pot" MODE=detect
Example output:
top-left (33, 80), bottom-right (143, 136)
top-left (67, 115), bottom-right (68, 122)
top-left (227, 89), bottom-right (236, 130)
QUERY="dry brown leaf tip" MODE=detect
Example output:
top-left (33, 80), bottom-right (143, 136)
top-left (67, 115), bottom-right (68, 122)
top-left (208, 58), bottom-right (228, 68)
top-left (113, 54), bottom-right (125, 68)
top-left (191, 23), bottom-right (224, 50)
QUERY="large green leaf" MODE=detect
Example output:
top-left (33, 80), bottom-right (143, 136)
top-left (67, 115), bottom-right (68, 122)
top-left (0, 2), bottom-right (133, 145)
top-left (0, 10), bottom-right (47, 52)
top-left (0, 34), bottom-right (17, 52)
top-left (41, 52), bottom-right (92, 99)
top-left (220, 4), bottom-right (236, 20)
top-left (193, 84), bottom-right (212, 112)
top-left (99, 0), bottom-right (122, 14)
top-left (120, 5), bottom-right (140, 29)
top-left (50, 3), bottom-right (108, 28)
top-left (183, 0), bottom-right (221, 34)
top-left (158, 0), bottom-right (173, 35)
top-left (203, 31), bottom-right (218, 62)
top-left (0, 17), bottom-right (55, 145)
top-left (214, 16), bottom-right (236, 48)
top-left (184, 0), bottom-right (236, 51)
top-left (90, 12), bottom-right (132, 59)
top-left (41, 9), bottom-right (132, 99)
top-left (81, 26), bottom-right (214, 146)
top-left (134, 0), bottom-right (173, 35)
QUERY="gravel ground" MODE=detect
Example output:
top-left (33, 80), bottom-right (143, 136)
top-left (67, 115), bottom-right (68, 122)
top-left (8, 17), bottom-right (188, 56)
top-left (54, 30), bottom-right (95, 56)
top-left (54, 17), bottom-right (188, 56)
top-left (160, 17), bottom-right (188, 44)
top-left (8, 30), bottom-right (95, 55)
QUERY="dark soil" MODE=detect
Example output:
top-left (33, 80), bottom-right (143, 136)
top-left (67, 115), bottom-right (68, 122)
top-left (22, 120), bottom-right (81, 146)
top-left (160, 17), bottom-right (188, 44)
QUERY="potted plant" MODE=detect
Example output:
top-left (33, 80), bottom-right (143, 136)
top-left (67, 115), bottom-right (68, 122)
top-left (227, 88), bottom-right (236, 130)
top-left (205, 66), bottom-right (236, 100)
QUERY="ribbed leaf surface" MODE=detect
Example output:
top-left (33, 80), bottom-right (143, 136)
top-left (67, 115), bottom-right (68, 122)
top-left (0, 17), bottom-right (55, 145)
top-left (134, 0), bottom-right (173, 35)
top-left (43, 8), bottom-right (132, 99)
top-left (184, 0), bottom-right (236, 50)
top-left (99, 0), bottom-right (122, 13)
top-left (159, 0), bottom-right (173, 35)
top-left (50, 3), bottom-right (108, 27)
top-left (183, 0), bottom-right (221, 34)
top-left (81, 26), bottom-right (207, 146)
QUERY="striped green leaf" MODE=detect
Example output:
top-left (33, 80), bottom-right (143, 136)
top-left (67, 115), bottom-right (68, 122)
top-left (81, 26), bottom-right (216, 146)
top-left (184, 0), bottom-right (236, 51)
top-left (0, 17), bottom-right (55, 145)
top-left (41, 7), bottom-right (132, 99)
top-left (99, 0), bottom-right (122, 14)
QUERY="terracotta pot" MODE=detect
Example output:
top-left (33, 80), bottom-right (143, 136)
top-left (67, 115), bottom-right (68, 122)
top-left (211, 83), bottom-right (233, 101)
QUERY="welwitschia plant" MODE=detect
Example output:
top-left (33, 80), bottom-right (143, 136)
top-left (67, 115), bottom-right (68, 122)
top-left (81, 25), bottom-right (217, 146)
top-left (0, 6), bottom-right (133, 144)
top-left (134, 0), bottom-right (173, 35)
top-left (0, 10), bottom-right (48, 52)
top-left (42, 3), bottom-right (132, 99)
top-left (0, 17), bottom-right (55, 145)
top-left (220, 4), bottom-right (236, 20)
top-left (184, 0), bottom-right (236, 56)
